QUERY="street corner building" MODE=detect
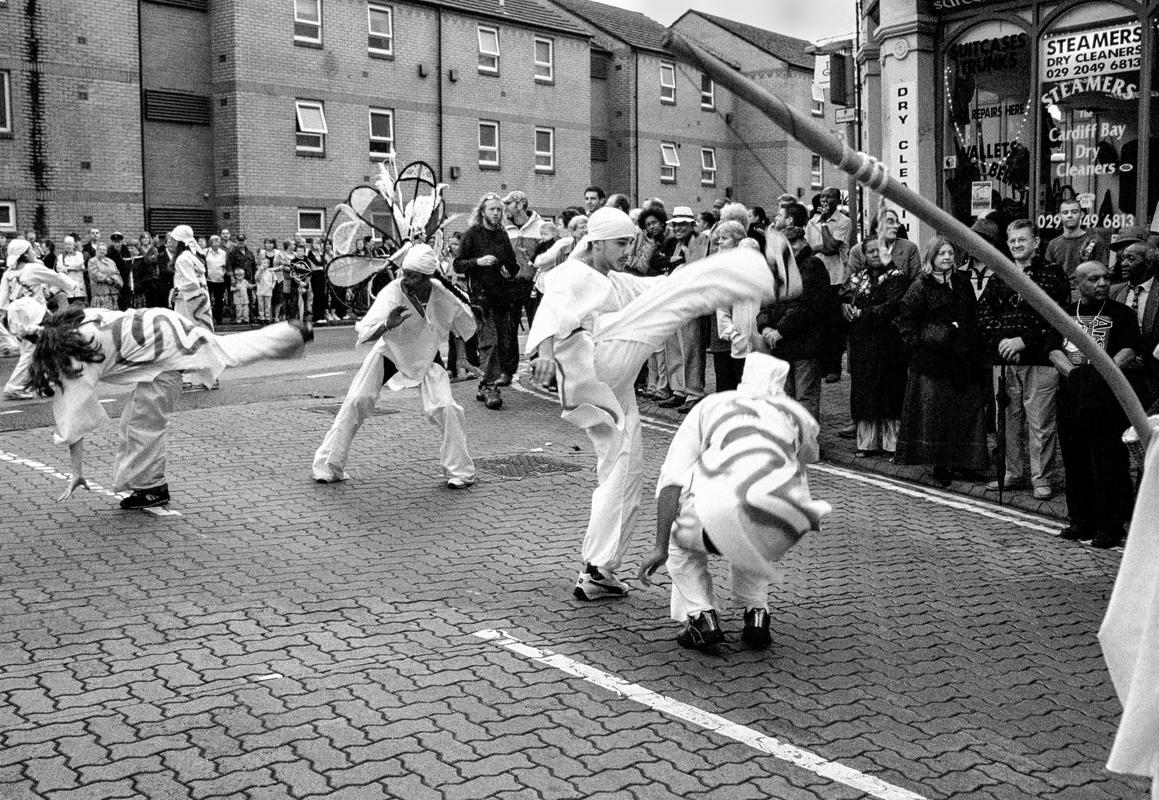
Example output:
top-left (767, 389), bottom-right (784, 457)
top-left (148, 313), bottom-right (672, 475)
top-left (860, 0), bottom-right (1159, 245)
top-left (0, 0), bottom-right (827, 241)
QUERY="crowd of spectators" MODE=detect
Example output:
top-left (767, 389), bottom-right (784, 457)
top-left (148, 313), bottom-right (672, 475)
top-left (4, 186), bottom-right (1155, 549)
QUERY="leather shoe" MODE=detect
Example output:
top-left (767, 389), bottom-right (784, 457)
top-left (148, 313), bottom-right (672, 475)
top-left (677, 397), bottom-right (700, 414)
top-left (837, 423), bottom-right (857, 439)
top-left (1059, 524), bottom-right (1092, 541)
top-left (657, 394), bottom-right (686, 409)
top-left (1091, 530), bottom-right (1125, 549)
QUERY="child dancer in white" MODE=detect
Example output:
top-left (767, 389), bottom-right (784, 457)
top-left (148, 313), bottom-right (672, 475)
top-left (1, 238), bottom-right (76, 399)
top-left (529, 208), bottom-right (798, 601)
top-left (312, 244), bottom-right (478, 488)
top-left (638, 352), bottom-right (831, 650)
top-left (8, 297), bottom-right (311, 509)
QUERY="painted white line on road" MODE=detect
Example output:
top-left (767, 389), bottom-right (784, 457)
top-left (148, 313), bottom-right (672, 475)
top-left (99, 399), bottom-right (117, 404)
top-left (0, 448), bottom-right (182, 517)
top-left (307, 371), bottom-right (346, 379)
top-left (473, 629), bottom-right (928, 800)
top-left (0, 409), bottom-right (23, 415)
top-left (254, 673), bottom-right (283, 682)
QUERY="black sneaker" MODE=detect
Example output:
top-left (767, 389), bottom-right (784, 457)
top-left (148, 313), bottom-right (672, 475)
top-left (741, 608), bottom-right (771, 649)
top-left (119, 484), bottom-right (170, 510)
top-left (657, 394), bottom-right (686, 409)
top-left (1059, 524), bottom-right (1093, 541)
top-left (1091, 530), bottom-right (1125, 549)
top-left (676, 610), bottom-right (724, 651)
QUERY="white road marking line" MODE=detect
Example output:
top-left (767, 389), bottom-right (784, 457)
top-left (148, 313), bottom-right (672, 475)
top-left (307, 371), bottom-right (346, 379)
top-left (254, 673), bottom-right (283, 682)
top-left (0, 449), bottom-right (182, 517)
top-left (0, 410), bottom-right (23, 415)
top-left (473, 629), bottom-right (928, 800)
top-left (99, 399), bottom-right (117, 404)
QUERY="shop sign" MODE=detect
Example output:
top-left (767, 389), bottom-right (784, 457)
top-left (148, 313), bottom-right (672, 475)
top-left (926, 0), bottom-right (1005, 13)
top-left (1041, 21), bottom-right (1140, 83)
top-left (890, 82), bottom-right (918, 224)
top-left (971, 181), bottom-right (994, 217)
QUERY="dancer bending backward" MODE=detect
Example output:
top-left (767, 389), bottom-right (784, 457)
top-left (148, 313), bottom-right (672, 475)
top-left (8, 298), bottom-right (312, 509)
top-left (528, 207), bottom-right (798, 600)
top-left (313, 244), bottom-right (478, 488)
top-left (638, 352), bottom-right (831, 651)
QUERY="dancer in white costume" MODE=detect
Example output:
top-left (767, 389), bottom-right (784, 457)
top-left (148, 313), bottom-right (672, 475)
top-left (312, 244), bottom-right (478, 488)
top-left (8, 297), bottom-right (311, 509)
top-left (1, 238), bottom-right (77, 399)
top-left (638, 352), bottom-right (831, 650)
top-left (528, 208), bottom-right (797, 600)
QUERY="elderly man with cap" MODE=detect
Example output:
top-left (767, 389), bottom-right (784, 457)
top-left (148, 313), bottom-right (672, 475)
top-left (313, 244), bottom-right (478, 488)
top-left (0, 238), bottom-right (76, 400)
top-left (529, 207), bottom-right (795, 601)
top-left (1108, 225), bottom-right (1152, 283)
top-left (8, 296), bottom-right (312, 509)
top-left (638, 353), bottom-right (830, 651)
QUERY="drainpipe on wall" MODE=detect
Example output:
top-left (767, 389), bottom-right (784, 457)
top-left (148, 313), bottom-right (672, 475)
top-left (633, 49), bottom-right (639, 206)
top-left (136, 0), bottom-right (148, 232)
top-left (437, 8), bottom-right (444, 181)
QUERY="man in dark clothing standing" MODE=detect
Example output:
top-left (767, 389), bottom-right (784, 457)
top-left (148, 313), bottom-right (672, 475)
top-left (453, 192), bottom-right (521, 410)
top-left (107, 231), bottom-right (134, 310)
top-left (1109, 242), bottom-right (1159, 407)
top-left (756, 225), bottom-right (830, 423)
top-left (1049, 261), bottom-right (1141, 549)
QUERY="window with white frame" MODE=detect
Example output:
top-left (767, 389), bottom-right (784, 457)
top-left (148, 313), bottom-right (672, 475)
top-left (298, 208), bottom-right (325, 235)
top-left (811, 84), bottom-right (825, 117)
top-left (478, 25), bottom-right (500, 74)
top-left (534, 37), bottom-right (554, 83)
top-left (700, 147), bottom-right (716, 186)
top-left (478, 120), bottom-right (499, 167)
top-left (660, 142), bottom-right (680, 183)
top-left (369, 107), bottom-right (394, 159)
top-left (700, 74), bottom-right (714, 110)
top-left (535, 127), bottom-right (554, 172)
top-left (367, 3), bottom-right (393, 55)
top-left (294, 100), bottom-right (327, 154)
top-left (294, 0), bottom-right (322, 45)
top-left (811, 154), bottom-right (823, 188)
top-left (0, 201), bottom-right (15, 232)
top-left (0, 71), bottom-right (10, 134)
top-left (660, 61), bottom-right (676, 104)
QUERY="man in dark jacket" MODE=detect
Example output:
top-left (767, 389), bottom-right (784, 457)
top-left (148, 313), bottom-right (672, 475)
top-left (756, 225), bottom-right (829, 423)
top-left (977, 219), bottom-right (1071, 500)
top-left (453, 192), bottom-right (521, 410)
top-left (107, 232), bottom-right (134, 311)
top-left (1109, 241), bottom-right (1159, 406)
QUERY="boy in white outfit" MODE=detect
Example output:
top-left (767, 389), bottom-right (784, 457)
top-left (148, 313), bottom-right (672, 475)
top-left (529, 208), bottom-right (797, 601)
top-left (313, 244), bottom-right (478, 488)
top-left (639, 352), bottom-right (830, 651)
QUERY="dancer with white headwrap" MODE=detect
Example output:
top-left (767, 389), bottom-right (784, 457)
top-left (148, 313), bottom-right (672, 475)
top-left (529, 207), bottom-right (798, 601)
top-left (313, 244), bottom-right (478, 488)
top-left (8, 297), bottom-right (311, 509)
top-left (639, 352), bottom-right (830, 650)
top-left (1, 238), bottom-right (77, 400)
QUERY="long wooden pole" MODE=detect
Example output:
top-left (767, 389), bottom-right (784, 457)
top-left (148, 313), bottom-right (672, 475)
top-left (664, 31), bottom-right (1151, 448)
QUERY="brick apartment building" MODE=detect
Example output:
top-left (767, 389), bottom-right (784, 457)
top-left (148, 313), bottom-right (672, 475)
top-left (0, 0), bottom-right (823, 241)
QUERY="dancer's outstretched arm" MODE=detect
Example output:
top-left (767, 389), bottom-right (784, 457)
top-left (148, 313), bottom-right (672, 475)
top-left (638, 484), bottom-right (679, 586)
top-left (59, 440), bottom-right (89, 501)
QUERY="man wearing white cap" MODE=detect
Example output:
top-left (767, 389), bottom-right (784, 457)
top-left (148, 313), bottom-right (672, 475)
top-left (0, 238), bottom-right (76, 399)
top-left (529, 207), bottom-right (797, 600)
top-left (8, 296), bottom-right (312, 509)
top-left (313, 244), bottom-right (478, 488)
top-left (638, 353), bottom-right (830, 650)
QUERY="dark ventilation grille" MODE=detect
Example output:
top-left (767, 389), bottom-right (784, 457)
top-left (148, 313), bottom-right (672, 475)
top-left (590, 51), bottom-right (610, 79)
top-left (591, 138), bottom-right (608, 162)
top-left (143, 0), bottom-right (209, 9)
top-left (146, 208), bottom-right (216, 237)
top-left (304, 404), bottom-right (401, 416)
top-left (144, 90), bottom-right (211, 125)
top-left (475, 454), bottom-right (584, 479)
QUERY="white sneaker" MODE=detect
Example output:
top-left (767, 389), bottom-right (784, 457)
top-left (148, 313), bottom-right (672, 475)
top-left (314, 467), bottom-right (349, 483)
top-left (573, 564), bottom-right (627, 600)
top-left (446, 476), bottom-right (476, 489)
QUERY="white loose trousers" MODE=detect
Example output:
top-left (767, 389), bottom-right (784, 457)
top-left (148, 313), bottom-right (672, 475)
top-left (112, 370), bottom-right (182, 491)
top-left (3, 339), bottom-right (34, 394)
top-left (312, 351), bottom-right (474, 482)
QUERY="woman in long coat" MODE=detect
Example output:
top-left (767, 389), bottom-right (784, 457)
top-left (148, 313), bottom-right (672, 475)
top-left (841, 236), bottom-right (910, 457)
top-left (895, 236), bottom-right (990, 485)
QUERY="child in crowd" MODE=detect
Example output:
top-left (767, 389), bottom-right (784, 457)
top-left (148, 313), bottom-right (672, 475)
top-left (255, 259), bottom-right (275, 323)
top-left (231, 268), bottom-right (253, 324)
top-left (285, 244), bottom-right (313, 323)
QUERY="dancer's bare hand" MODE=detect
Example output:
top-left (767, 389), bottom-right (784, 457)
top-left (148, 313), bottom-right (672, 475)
top-left (385, 304), bottom-right (411, 330)
top-left (530, 356), bottom-right (556, 385)
top-left (58, 475), bottom-right (89, 502)
top-left (637, 548), bottom-right (668, 586)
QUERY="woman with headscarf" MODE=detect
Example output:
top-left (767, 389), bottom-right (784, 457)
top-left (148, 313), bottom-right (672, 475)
top-left (313, 244), bottom-right (478, 489)
top-left (167, 225), bottom-right (212, 331)
top-left (8, 296), bottom-right (311, 508)
top-left (528, 208), bottom-right (795, 602)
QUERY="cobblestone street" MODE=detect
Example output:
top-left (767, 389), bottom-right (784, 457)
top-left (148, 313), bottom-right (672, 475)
top-left (0, 344), bottom-right (1146, 799)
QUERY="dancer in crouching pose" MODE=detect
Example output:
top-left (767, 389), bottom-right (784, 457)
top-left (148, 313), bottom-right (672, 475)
top-left (8, 297), bottom-right (312, 509)
top-left (529, 208), bottom-right (798, 601)
top-left (312, 244), bottom-right (478, 488)
top-left (638, 352), bottom-right (830, 651)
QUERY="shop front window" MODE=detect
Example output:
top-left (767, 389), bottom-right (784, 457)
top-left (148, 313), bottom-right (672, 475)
top-left (943, 21), bottom-right (1033, 225)
top-left (1038, 4), bottom-right (1141, 235)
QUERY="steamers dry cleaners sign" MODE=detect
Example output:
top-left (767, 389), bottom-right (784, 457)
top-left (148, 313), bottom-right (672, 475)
top-left (1041, 21), bottom-right (1141, 82)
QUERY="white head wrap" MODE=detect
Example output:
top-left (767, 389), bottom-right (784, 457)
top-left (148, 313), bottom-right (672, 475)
top-left (6, 238), bottom-right (31, 268)
top-left (168, 224), bottom-right (204, 255)
top-left (571, 207), bottom-right (638, 260)
top-left (7, 297), bottom-right (48, 338)
top-left (401, 243), bottom-right (438, 275)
